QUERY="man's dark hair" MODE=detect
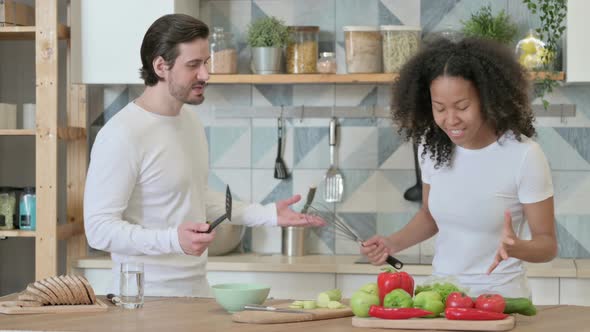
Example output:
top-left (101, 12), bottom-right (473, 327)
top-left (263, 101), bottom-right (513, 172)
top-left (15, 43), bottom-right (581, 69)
top-left (391, 37), bottom-right (535, 168)
top-left (139, 14), bottom-right (209, 86)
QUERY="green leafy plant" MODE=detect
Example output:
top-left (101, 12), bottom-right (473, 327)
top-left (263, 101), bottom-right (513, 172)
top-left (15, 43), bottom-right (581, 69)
top-left (462, 5), bottom-right (518, 44)
top-left (521, 0), bottom-right (567, 109)
top-left (246, 16), bottom-right (290, 48)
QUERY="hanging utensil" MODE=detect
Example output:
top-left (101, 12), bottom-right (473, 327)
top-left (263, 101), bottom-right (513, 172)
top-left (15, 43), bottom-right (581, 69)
top-left (204, 185), bottom-right (232, 233)
top-left (274, 114), bottom-right (289, 179)
top-left (324, 117), bottom-right (343, 202)
top-left (301, 186), bottom-right (316, 214)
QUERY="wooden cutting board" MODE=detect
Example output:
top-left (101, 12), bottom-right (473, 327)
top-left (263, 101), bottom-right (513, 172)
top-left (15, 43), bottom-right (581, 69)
top-left (352, 315), bottom-right (515, 331)
top-left (0, 299), bottom-right (108, 315)
top-left (232, 302), bottom-right (353, 324)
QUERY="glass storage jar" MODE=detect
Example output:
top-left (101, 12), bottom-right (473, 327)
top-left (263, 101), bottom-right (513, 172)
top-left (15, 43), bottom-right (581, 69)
top-left (208, 27), bottom-right (238, 74)
top-left (343, 26), bottom-right (382, 73)
top-left (381, 25), bottom-right (421, 73)
top-left (317, 52), bottom-right (337, 74)
top-left (515, 30), bottom-right (550, 71)
top-left (286, 26), bottom-right (319, 74)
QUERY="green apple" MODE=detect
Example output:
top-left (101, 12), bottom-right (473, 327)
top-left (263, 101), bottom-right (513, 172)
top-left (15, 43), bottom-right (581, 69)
top-left (350, 290), bottom-right (380, 317)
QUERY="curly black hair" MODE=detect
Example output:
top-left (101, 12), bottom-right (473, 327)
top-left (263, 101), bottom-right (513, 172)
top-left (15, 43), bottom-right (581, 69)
top-left (391, 37), bottom-right (535, 168)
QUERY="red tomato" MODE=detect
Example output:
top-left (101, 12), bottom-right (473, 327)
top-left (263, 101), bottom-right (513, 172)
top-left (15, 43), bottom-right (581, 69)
top-left (446, 292), bottom-right (475, 309)
top-left (475, 294), bottom-right (506, 313)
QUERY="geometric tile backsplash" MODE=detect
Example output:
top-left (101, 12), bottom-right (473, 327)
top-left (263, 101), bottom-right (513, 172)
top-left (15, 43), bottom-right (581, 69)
top-left (98, 0), bottom-right (590, 259)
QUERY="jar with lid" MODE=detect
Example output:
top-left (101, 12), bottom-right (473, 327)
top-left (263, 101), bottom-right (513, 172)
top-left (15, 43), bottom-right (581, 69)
top-left (344, 26), bottom-right (382, 73)
top-left (19, 187), bottom-right (36, 230)
top-left (286, 26), bottom-right (319, 74)
top-left (381, 25), bottom-right (421, 73)
top-left (208, 27), bottom-right (238, 74)
top-left (0, 187), bottom-right (17, 230)
top-left (317, 52), bottom-right (337, 74)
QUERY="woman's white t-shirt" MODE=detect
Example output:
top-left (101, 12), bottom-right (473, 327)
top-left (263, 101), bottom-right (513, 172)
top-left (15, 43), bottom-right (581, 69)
top-left (419, 132), bottom-right (553, 297)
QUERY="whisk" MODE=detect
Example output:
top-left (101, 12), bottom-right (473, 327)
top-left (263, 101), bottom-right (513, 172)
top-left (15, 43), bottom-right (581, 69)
top-left (304, 196), bottom-right (404, 270)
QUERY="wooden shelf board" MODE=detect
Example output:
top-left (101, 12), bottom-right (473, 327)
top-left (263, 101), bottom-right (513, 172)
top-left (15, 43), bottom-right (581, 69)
top-left (0, 129), bottom-right (35, 136)
top-left (208, 72), bottom-right (564, 84)
top-left (0, 230), bottom-right (36, 238)
top-left (208, 73), bottom-right (398, 84)
top-left (0, 24), bottom-right (69, 40)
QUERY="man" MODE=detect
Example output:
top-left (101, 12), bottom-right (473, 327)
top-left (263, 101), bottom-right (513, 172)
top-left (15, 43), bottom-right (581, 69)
top-left (84, 14), bottom-right (324, 297)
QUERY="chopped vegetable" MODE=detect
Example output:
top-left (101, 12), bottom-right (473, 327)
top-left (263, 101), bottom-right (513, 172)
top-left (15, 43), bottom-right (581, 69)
top-left (327, 300), bottom-right (345, 309)
top-left (316, 289), bottom-right (342, 308)
top-left (302, 300), bottom-right (317, 309)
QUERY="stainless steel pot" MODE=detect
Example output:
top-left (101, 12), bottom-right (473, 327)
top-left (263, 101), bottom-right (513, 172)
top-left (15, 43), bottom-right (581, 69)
top-left (208, 223), bottom-right (245, 256)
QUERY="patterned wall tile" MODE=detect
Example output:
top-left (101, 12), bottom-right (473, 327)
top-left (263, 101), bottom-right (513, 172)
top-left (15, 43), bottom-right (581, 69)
top-left (556, 215), bottom-right (590, 258)
top-left (334, 212), bottom-right (376, 254)
top-left (377, 212), bottom-right (420, 256)
top-left (381, 0), bottom-right (421, 26)
top-left (335, 170), bottom-right (375, 212)
top-left (251, 118), bottom-right (294, 170)
top-left (209, 118), bottom-right (251, 168)
top-left (103, 85), bottom-right (128, 122)
top-left (536, 127), bottom-right (590, 171)
top-left (293, 85), bottom-right (335, 106)
top-left (293, 126), bottom-right (330, 169)
top-left (201, 85), bottom-right (252, 107)
top-left (339, 126), bottom-right (378, 169)
top-left (553, 171), bottom-right (590, 215)
top-left (420, 0), bottom-right (461, 34)
top-left (209, 168), bottom-right (252, 204)
top-left (253, 85), bottom-right (293, 106)
top-left (376, 170), bottom-right (422, 213)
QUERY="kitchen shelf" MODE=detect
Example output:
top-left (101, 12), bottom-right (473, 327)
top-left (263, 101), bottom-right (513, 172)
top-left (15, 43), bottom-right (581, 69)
top-left (0, 1), bottom-right (88, 280)
top-left (0, 230), bottom-right (36, 238)
top-left (0, 129), bottom-right (35, 136)
top-left (0, 24), bottom-right (70, 40)
top-left (208, 73), bottom-right (398, 84)
top-left (208, 72), bottom-right (565, 84)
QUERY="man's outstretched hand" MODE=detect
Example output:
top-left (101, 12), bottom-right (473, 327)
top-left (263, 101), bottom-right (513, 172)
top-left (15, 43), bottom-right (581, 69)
top-left (276, 195), bottom-right (326, 227)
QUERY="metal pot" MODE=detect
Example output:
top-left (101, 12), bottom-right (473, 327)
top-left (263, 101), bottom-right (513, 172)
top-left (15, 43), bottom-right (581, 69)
top-left (251, 47), bottom-right (283, 74)
top-left (208, 223), bottom-right (245, 256)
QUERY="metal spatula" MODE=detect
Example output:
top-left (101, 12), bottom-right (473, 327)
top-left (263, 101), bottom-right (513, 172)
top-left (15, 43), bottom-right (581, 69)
top-left (274, 116), bottom-right (289, 179)
top-left (324, 117), bottom-right (343, 202)
top-left (204, 185), bottom-right (232, 233)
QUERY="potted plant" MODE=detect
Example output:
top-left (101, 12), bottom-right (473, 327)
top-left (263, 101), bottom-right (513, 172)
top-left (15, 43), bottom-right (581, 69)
top-left (522, 0), bottom-right (567, 109)
top-left (461, 5), bottom-right (518, 45)
top-left (246, 16), bottom-right (290, 74)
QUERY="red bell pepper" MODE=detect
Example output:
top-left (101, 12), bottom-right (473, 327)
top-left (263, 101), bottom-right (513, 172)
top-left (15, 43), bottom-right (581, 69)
top-left (377, 269), bottom-right (414, 305)
top-left (445, 308), bottom-right (509, 320)
top-left (369, 305), bottom-right (433, 319)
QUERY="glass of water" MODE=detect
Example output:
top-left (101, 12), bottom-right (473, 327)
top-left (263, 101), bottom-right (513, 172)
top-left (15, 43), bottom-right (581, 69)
top-left (119, 262), bottom-right (144, 309)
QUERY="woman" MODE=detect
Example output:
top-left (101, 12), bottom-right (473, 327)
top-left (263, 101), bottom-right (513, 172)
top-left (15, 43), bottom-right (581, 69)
top-left (362, 38), bottom-right (557, 298)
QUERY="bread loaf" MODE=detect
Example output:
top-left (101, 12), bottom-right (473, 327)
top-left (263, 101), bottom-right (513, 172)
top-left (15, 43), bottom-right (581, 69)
top-left (16, 274), bottom-right (97, 307)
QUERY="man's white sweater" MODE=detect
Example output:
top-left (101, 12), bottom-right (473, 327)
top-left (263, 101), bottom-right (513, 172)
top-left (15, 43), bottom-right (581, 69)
top-left (84, 102), bottom-right (276, 297)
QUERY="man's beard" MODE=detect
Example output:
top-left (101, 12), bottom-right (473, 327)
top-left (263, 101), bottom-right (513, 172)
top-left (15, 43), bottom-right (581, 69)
top-left (169, 80), bottom-right (207, 105)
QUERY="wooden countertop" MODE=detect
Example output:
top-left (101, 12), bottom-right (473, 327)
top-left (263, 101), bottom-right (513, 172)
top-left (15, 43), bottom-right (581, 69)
top-left (74, 254), bottom-right (582, 278)
top-left (0, 297), bottom-right (589, 332)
